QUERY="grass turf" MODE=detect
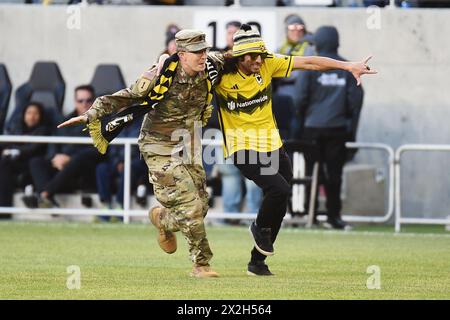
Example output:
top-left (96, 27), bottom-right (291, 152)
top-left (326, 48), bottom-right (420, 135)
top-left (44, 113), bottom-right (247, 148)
top-left (0, 221), bottom-right (449, 300)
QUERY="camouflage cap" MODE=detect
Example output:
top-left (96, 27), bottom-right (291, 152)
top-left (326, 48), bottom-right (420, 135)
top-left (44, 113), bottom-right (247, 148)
top-left (175, 29), bottom-right (211, 52)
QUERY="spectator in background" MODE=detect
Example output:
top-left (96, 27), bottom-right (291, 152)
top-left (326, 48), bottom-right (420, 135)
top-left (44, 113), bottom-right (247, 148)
top-left (161, 24), bottom-right (181, 56)
top-left (0, 102), bottom-right (50, 213)
top-left (275, 14), bottom-right (315, 140)
top-left (222, 21), bottom-right (241, 52)
top-left (277, 14), bottom-right (315, 84)
top-left (95, 117), bottom-right (148, 222)
top-left (27, 85), bottom-right (106, 208)
top-left (294, 26), bottom-right (364, 230)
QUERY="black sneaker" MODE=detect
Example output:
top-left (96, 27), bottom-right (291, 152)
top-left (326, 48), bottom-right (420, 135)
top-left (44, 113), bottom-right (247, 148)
top-left (247, 261), bottom-right (274, 276)
top-left (136, 196), bottom-right (147, 207)
top-left (81, 195), bottom-right (93, 208)
top-left (249, 222), bottom-right (274, 256)
top-left (22, 195), bottom-right (38, 208)
top-left (323, 217), bottom-right (352, 231)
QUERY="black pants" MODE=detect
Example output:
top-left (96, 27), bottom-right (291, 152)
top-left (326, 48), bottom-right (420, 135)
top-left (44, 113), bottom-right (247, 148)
top-left (29, 148), bottom-right (104, 196)
top-left (233, 147), bottom-right (293, 262)
top-left (303, 127), bottom-right (347, 220)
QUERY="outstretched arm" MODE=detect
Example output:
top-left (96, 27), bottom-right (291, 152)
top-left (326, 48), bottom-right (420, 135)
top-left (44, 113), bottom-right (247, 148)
top-left (57, 114), bottom-right (87, 128)
top-left (292, 55), bottom-right (377, 86)
top-left (58, 66), bottom-right (159, 129)
top-left (57, 89), bottom-right (143, 129)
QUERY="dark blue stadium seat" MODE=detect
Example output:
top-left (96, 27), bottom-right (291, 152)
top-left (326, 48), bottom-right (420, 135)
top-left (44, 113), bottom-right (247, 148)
top-left (6, 61), bottom-right (65, 133)
top-left (90, 64), bottom-right (126, 97)
top-left (0, 64), bottom-right (12, 134)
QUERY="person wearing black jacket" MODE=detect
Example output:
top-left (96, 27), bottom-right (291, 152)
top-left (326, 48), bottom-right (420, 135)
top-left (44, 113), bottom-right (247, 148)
top-left (28, 85), bottom-right (105, 207)
top-left (0, 102), bottom-right (50, 210)
top-left (294, 26), bottom-right (364, 230)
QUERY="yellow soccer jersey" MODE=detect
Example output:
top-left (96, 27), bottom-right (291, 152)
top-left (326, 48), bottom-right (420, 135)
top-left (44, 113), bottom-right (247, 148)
top-left (215, 53), bottom-right (293, 157)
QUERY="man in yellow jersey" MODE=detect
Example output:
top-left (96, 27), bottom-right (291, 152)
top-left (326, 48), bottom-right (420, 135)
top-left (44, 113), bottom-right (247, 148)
top-left (213, 24), bottom-right (376, 276)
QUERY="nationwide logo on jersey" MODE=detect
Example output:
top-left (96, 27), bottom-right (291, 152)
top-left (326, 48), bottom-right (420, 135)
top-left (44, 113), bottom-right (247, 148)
top-left (217, 84), bottom-right (272, 115)
top-left (255, 73), bottom-right (263, 85)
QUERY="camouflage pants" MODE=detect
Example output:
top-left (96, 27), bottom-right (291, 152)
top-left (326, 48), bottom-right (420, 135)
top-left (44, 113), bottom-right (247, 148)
top-left (143, 152), bottom-right (212, 266)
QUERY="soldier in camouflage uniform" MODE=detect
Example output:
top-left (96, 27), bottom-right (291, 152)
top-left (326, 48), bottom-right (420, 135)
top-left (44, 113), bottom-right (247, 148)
top-left (57, 30), bottom-right (222, 278)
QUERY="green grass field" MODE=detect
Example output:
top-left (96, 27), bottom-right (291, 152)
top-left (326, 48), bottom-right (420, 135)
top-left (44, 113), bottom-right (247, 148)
top-left (0, 221), bottom-right (449, 300)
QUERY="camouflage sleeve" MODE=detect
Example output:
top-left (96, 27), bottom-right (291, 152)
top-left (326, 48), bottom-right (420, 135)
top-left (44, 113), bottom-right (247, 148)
top-left (85, 65), bottom-right (158, 122)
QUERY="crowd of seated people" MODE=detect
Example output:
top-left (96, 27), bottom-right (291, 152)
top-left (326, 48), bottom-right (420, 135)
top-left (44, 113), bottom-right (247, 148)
top-left (0, 84), bottom-right (151, 221)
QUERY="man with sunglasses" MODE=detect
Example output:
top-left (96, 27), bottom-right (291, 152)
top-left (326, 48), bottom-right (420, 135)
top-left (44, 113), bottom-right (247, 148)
top-left (279, 14), bottom-right (313, 58)
top-left (58, 30), bottom-right (223, 278)
top-left (213, 24), bottom-right (376, 276)
top-left (29, 85), bottom-right (105, 208)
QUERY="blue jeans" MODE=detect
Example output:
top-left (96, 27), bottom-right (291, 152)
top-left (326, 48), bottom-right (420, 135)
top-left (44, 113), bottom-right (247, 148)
top-left (96, 162), bottom-right (121, 206)
top-left (218, 164), bottom-right (242, 213)
top-left (96, 159), bottom-right (147, 206)
top-left (245, 178), bottom-right (262, 213)
top-left (218, 163), bottom-right (263, 213)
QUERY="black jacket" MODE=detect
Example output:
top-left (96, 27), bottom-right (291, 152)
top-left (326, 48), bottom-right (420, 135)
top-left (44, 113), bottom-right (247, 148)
top-left (1, 123), bottom-right (50, 161)
top-left (294, 26), bottom-right (363, 141)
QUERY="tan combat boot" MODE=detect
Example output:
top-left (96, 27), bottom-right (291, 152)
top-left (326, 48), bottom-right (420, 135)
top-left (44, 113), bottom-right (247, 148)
top-left (149, 206), bottom-right (177, 254)
top-left (190, 265), bottom-right (219, 278)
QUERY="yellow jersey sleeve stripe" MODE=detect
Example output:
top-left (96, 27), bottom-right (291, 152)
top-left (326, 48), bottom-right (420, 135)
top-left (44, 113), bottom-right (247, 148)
top-left (285, 56), bottom-right (293, 78)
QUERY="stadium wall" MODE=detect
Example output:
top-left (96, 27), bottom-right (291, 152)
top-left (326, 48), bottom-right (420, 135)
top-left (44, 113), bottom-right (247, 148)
top-left (1, 5), bottom-right (449, 217)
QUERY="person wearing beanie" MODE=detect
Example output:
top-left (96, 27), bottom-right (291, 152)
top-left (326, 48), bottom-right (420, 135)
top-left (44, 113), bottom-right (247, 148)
top-left (213, 24), bottom-right (376, 276)
top-left (279, 14), bottom-right (313, 56)
top-left (214, 19), bottom-right (264, 225)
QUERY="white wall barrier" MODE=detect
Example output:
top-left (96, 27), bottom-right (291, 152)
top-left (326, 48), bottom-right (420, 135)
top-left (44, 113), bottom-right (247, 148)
top-left (344, 142), bottom-right (395, 223)
top-left (395, 144), bottom-right (450, 232)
